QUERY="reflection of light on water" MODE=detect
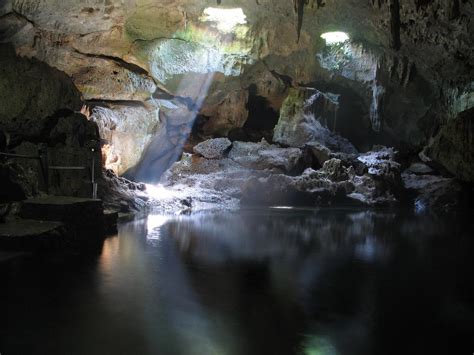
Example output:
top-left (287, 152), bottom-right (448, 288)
top-left (99, 236), bottom-right (120, 275)
top-left (147, 214), bottom-right (172, 242)
top-left (271, 206), bottom-right (295, 210)
top-left (301, 336), bottom-right (339, 355)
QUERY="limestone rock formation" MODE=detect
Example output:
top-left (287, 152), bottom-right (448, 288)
top-left (89, 103), bottom-right (163, 176)
top-left (273, 87), bottom-right (358, 155)
top-left (228, 140), bottom-right (303, 173)
top-left (402, 172), bottom-right (465, 212)
top-left (421, 108), bottom-right (474, 183)
top-left (163, 138), bottom-right (408, 209)
top-left (193, 138), bottom-right (232, 159)
top-left (0, 44), bottom-right (82, 129)
top-left (0, 0), bottom-right (472, 212)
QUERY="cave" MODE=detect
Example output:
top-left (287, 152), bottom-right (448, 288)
top-left (0, 1), bottom-right (473, 354)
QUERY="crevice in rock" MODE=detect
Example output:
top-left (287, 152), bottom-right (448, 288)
top-left (85, 99), bottom-right (150, 108)
top-left (71, 48), bottom-right (151, 78)
top-left (227, 85), bottom-right (280, 143)
top-left (7, 10), bottom-right (36, 27)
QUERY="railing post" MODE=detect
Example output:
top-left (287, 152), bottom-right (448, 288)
top-left (91, 147), bottom-right (97, 199)
top-left (38, 147), bottom-right (49, 194)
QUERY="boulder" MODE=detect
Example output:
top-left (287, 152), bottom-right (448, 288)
top-left (407, 162), bottom-right (434, 175)
top-left (193, 138), bottom-right (232, 159)
top-left (228, 140), bottom-right (303, 173)
top-left (98, 169), bottom-right (148, 212)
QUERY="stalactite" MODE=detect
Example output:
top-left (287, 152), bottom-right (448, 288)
top-left (292, 0), bottom-right (325, 42)
top-left (446, 0), bottom-right (460, 20)
top-left (293, 0), bottom-right (306, 42)
top-left (388, 0), bottom-right (401, 50)
top-left (370, 64), bottom-right (385, 132)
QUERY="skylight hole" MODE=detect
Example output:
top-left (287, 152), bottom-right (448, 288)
top-left (200, 7), bottom-right (247, 33)
top-left (321, 31), bottom-right (350, 45)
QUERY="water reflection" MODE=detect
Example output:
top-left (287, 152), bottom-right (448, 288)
top-left (0, 208), bottom-right (473, 355)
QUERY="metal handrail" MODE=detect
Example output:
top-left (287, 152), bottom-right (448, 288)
top-left (1, 147), bottom-right (98, 198)
top-left (0, 149), bottom-right (48, 193)
top-left (0, 152), bottom-right (41, 159)
top-left (49, 166), bottom-right (87, 170)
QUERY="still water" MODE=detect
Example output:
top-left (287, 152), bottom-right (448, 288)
top-left (1, 208), bottom-right (473, 355)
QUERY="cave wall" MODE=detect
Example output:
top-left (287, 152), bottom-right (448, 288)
top-left (0, 44), bottom-right (101, 198)
top-left (0, 0), bottom-right (472, 181)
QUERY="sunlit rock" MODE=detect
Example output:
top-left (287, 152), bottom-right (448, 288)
top-left (98, 169), bottom-right (148, 213)
top-left (317, 42), bottom-right (379, 82)
top-left (273, 87), bottom-right (357, 154)
top-left (90, 103), bottom-right (163, 176)
top-left (125, 5), bottom-right (185, 41)
top-left (200, 90), bottom-right (249, 136)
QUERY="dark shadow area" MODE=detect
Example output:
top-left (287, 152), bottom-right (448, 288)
top-left (229, 85), bottom-right (280, 143)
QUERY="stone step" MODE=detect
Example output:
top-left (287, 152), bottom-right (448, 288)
top-left (0, 219), bottom-right (68, 250)
top-left (19, 196), bottom-right (106, 244)
top-left (20, 196), bottom-right (104, 227)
